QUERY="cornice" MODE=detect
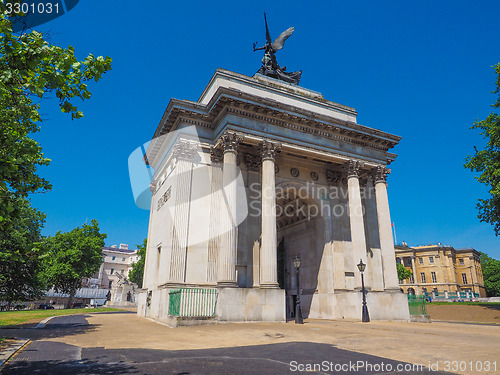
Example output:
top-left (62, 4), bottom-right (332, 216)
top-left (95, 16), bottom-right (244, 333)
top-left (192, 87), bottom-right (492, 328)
top-left (146, 83), bottom-right (402, 167)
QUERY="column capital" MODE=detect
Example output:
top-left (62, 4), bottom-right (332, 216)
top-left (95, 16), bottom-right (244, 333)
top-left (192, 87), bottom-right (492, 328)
top-left (218, 131), bottom-right (244, 154)
top-left (258, 140), bottom-right (281, 161)
top-left (372, 165), bottom-right (390, 183)
top-left (172, 140), bottom-right (197, 161)
top-left (344, 159), bottom-right (364, 178)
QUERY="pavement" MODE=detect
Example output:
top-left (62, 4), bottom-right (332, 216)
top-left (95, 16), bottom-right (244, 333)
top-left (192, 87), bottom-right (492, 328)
top-left (0, 311), bottom-right (498, 374)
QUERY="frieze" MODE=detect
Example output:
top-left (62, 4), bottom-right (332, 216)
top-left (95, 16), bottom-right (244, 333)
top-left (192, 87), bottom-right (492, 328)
top-left (172, 140), bottom-right (197, 161)
top-left (245, 154), bottom-right (261, 172)
top-left (210, 147), bottom-right (223, 163)
top-left (157, 186), bottom-right (172, 211)
top-left (326, 170), bottom-right (342, 185)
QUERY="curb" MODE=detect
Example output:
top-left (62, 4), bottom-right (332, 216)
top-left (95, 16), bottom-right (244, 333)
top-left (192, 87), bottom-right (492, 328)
top-left (33, 316), bottom-right (57, 329)
top-left (0, 339), bottom-right (30, 369)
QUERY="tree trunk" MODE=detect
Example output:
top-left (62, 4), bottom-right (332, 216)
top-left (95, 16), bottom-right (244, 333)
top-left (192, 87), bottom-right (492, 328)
top-left (66, 290), bottom-right (75, 309)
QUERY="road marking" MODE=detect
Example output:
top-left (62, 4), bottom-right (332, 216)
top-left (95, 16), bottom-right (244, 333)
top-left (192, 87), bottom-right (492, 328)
top-left (0, 339), bottom-right (30, 369)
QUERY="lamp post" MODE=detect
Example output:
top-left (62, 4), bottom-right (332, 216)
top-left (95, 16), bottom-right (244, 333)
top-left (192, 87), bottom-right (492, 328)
top-left (357, 259), bottom-right (370, 323)
top-left (293, 256), bottom-right (303, 324)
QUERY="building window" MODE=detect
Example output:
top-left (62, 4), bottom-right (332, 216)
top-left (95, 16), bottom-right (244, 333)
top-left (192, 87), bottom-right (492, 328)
top-left (396, 258), bottom-right (401, 264)
top-left (121, 269), bottom-right (124, 274)
top-left (157, 246), bottom-right (161, 272)
top-left (420, 272), bottom-right (426, 283)
top-left (122, 257), bottom-right (126, 262)
top-left (459, 258), bottom-right (464, 266)
top-left (431, 272), bottom-right (437, 283)
top-left (110, 268), bottom-right (114, 274)
top-left (429, 256), bottom-right (434, 264)
top-left (112, 256), bottom-right (116, 261)
top-left (462, 273), bottom-right (467, 284)
top-left (418, 257), bottom-right (423, 265)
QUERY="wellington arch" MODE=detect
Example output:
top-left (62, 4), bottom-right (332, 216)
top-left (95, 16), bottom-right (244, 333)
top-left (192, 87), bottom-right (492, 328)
top-left (137, 69), bottom-right (410, 323)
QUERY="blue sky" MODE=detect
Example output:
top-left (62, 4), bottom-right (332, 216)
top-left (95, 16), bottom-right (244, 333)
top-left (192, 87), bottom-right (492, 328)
top-left (28, 1), bottom-right (500, 258)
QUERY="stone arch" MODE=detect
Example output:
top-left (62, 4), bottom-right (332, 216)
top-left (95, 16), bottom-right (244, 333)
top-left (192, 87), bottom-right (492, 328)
top-left (275, 180), bottom-right (328, 318)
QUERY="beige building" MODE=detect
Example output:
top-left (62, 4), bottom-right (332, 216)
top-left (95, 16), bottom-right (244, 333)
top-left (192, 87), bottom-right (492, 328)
top-left (395, 245), bottom-right (486, 298)
top-left (138, 69), bottom-right (410, 323)
top-left (98, 244), bottom-right (139, 289)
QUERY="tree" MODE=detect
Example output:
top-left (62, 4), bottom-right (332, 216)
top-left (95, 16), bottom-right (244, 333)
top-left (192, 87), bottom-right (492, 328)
top-left (397, 262), bottom-right (412, 282)
top-left (479, 252), bottom-right (500, 297)
top-left (0, 9), bottom-right (112, 229)
top-left (41, 220), bottom-right (106, 308)
top-left (0, 197), bottom-right (45, 308)
top-left (465, 63), bottom-right (500, 235)
top-left (129, 238), bottom-right (146, 288)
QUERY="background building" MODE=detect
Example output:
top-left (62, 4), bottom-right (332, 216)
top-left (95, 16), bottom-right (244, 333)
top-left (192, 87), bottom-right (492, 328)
top-left (395, 244), bottom-right (486, 298)
top-left (97, 244), bottom-right (139, 289)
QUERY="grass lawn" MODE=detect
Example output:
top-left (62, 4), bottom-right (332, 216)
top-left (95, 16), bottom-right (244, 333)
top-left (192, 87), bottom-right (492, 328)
top-left (0, 307), bottom-right (123, 327)
top-left (430, 301), bottom-right (500, 306)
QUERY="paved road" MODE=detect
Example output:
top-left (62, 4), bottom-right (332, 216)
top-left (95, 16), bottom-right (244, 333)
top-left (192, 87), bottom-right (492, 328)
top-left (1, 315), bottom-right (452, 375)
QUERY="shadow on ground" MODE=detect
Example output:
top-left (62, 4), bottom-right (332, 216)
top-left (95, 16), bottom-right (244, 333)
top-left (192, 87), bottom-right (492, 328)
top-left (3, 341), bottom-right (455, 375)
top-left (0, 314), bottom-right (99, 340)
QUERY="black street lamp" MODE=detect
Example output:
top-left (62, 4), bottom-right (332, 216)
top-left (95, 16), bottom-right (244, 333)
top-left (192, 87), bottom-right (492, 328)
top-left (357, 259), bottom-right (370, 323)
top-left (293, 255), bottom-right (304, 324)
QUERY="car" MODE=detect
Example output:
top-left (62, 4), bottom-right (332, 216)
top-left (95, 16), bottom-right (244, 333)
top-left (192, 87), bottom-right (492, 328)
top-left (36, 304), bottom-right (55, 310)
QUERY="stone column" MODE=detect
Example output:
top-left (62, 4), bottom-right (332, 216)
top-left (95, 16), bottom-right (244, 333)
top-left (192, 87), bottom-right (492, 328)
top-left (217, 132), bottom-right (243, 287)
top-left (373, 166), bottom-right (400, 290)
top-left (345, 160), bottom-right (368, 290)
top-left (259, 140), bottom-right (281, 288)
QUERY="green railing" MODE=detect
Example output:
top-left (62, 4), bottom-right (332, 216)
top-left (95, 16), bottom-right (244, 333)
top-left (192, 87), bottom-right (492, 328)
top-left (407, 295), bottom-right (427, 315)
top-left (168, 288), bottom-right (218, 317)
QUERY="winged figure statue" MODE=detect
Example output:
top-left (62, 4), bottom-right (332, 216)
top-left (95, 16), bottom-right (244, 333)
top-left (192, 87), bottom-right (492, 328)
top-left (253, 12), bottom-right (302, 85)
